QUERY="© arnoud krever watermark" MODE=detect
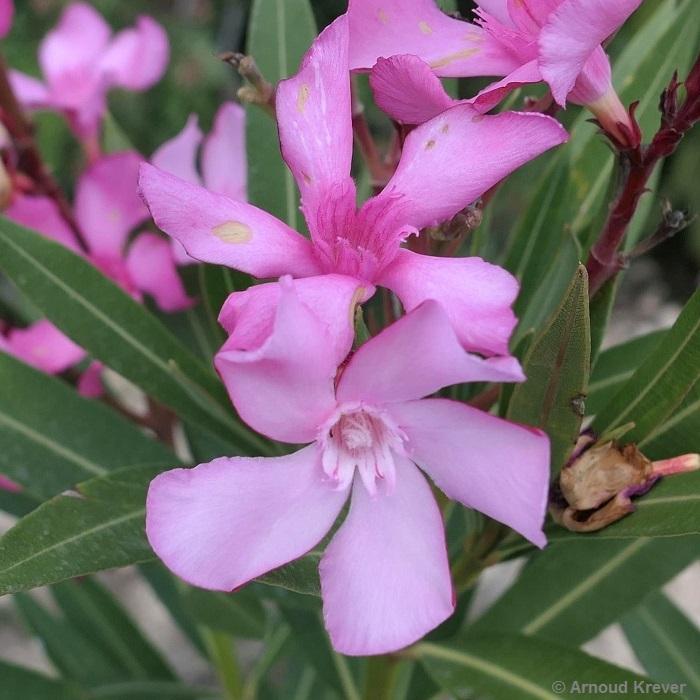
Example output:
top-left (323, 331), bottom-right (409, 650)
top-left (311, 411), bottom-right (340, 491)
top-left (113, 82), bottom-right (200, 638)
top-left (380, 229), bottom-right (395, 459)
top-left (551, 680), bottom-right (688, 695)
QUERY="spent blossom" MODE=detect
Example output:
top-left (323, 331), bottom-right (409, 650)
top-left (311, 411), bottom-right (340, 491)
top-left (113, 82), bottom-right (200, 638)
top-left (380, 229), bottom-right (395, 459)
top-left (140, 15), bottom-right (567, 358)
top-left (349, 0), bottom-right (642, 143)
top-left (10, 2), bottom-right (168, 141)
top-left (147, 280), bottom-right (550, 655)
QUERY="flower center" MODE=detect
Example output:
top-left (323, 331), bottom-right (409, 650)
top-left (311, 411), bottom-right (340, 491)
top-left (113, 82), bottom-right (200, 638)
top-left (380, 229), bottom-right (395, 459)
top-left (319, 404), bottom-right (406, 495)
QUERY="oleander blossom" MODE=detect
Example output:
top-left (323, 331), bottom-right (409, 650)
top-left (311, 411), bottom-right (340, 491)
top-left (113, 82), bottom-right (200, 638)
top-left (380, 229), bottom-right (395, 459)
top-left (350, 0), bottom-right (642, 142)
top-left (139, 14), bottom-right (567, 358)
top-left (9, 2), bottom-right (169, 140)
top-left (146, 279), bottom-right (550, 655)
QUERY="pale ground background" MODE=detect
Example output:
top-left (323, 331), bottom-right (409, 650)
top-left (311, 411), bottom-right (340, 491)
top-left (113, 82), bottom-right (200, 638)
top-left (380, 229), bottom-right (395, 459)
top-left (0, 258), bottom-right (697, 686)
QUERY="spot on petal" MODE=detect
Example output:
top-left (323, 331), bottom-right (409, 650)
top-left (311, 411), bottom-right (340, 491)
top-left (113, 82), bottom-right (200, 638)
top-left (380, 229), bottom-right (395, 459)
top-left (297, 84), bottom-right (311, 113)
top-left (212, 221), bottom-right (253, 244)
top-left (440, 122), bottom-right (450, 134)
top-left (301, 171), bottom-right (313, 185)
top-left (429, 47), bottom-right (480, 70)
top-left (425, 139), bottom-right (436, 150)
top-left (377, 9), bottom-right (389, 24)
top-left (419, 21), bottom-right (432, 35)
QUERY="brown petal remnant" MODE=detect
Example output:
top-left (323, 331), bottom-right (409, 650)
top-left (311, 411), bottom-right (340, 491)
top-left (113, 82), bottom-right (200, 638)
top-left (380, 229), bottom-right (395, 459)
top-left (551, 435), bottom-right (699, 533)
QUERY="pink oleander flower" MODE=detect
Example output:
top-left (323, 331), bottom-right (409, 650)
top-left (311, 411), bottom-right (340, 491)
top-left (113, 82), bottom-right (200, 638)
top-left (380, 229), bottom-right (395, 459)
top-left (140, 15), bottom-right (567, 359)
top-left (10, 2), bottom-right (169, 140)
top-left (146, 279), bottom-right (550, 655)
top-left (151, 101), bottom-right (247, 264)
top-left (0, 0), bottom-right (13, 38)
top-left (349, 0), bottom-right (642, 143)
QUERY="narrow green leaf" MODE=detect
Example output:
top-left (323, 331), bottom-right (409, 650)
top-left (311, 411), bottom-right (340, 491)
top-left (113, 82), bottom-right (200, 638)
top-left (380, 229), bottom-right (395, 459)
top-left (258, 552), bottom-right (321, 597)
top-left (183, 586), bottom-right (266, 639)
top-left (0, 659), bottom-right (80, 700)
top-left (245, 0), bottom-right (317, 227)
top-left (472, 536), bottom-right (699, 646)
top-left (592, 288), bottom-right (700, 443)
top-left (0, 217), bottom-right (266, 455)
top-left (87, 681), bottom-right (218, 699)
top-left (418, 635), bottom-right (680, 700)
top-left (622, 592), bottom-right (700, 699)
top-left (51, 578), bottom-right (174, 681)
top-left (507, 265), bottom-right (590, 474)
top-left (0, 352), bottom-right (174, 499)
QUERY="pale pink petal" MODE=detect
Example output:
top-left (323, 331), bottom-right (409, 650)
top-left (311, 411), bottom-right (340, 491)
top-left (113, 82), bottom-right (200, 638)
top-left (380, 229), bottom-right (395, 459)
top-left (539, 0), bottom-right (643, 106)
top-left (276, 16), bottom-right (353, 232)
top-left (215, 278), bottom-right (339, 444)
top-left (0, 474), bottom-right (21, 493)
top-left (139, 164), bottom-right (320, 278)
top-left (389, 398), bottom-right (550, 547)
top-left (6, 194), bottom-right (81, 253)
top-left (377, 249), bottom-right (518, 356)
top-left (377, 105), bottom-right (567, 230)
top-left (126, 233), bottom-right (194, 312)
top-left (369, 54), bottom-right (457, 124)
top-left (469, 59), bottom-right (542, 113)
top-left (8, 71), bottom-right (50, 108)
top-left (5, 320), bottom-right (85, 374)
top-left (218, 274), bottom-right (373, 365)
top-left (348, 0), bottom-right (518, 76)
top-left (151, 115), bottom-right (203, 186)
top-left (337, 300), bottom-right (524, 406)
top-left (202, 102), bottom-right (247, 201)
top-left (38, 2), bottom-right (111, 87)
top-left (320, 455), bottom-right (453, 655)
top-left (75, 151), bottom-right (148, 258)
top-left (567, 44), bottom-right (610, 105)
top-left (147, 445), bottom-right (348, 591)
top-left (0, 0), bottom-right (13, 38)
top-left (100, 16), bottom-right (169, 91)
top-left (77, 361), bottom-right (104, 398)
top-left (474, 0), bottom-right (511, 26)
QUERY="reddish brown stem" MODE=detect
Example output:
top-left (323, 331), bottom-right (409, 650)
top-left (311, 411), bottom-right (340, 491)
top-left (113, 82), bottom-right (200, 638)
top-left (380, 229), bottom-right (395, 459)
top-left (0, 54), bottom-right (89, 252)
top-left (586, 53), bottom-right (700, 296)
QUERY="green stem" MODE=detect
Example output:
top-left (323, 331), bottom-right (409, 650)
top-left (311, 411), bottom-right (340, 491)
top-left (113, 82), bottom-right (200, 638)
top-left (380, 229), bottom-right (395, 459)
top-left (202, 629), bottom-right (244, 700)
top-left (362, 655), bottom-right (402, 700)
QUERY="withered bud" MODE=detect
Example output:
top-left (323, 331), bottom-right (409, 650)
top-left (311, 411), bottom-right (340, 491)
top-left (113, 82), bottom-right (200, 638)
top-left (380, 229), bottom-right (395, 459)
top-left (551, 438), bottom-right (699, 533)
top-left (425, 202), bottom-right (483, 241)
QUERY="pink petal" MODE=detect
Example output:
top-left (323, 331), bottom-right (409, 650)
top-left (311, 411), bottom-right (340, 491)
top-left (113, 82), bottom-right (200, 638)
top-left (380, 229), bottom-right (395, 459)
top-left (347, 0), bottom-right (517, 76)
top-left (218, 274), bottom-right (373, 366)
top-left (215, 278), bottom-right (340, 444)
top-left (469, 59), bottom-right (542, 113)
top-left (38, 2), bottom-right (111, 88)
top-left (369, 54), bottom-right (457, 124)
top-left (6, 194), bottom-right (81, 254)
top-left (389, 398), bottom-right (550, 547)
top-left (377, 105), bottom-right (567, 230)
top-left (337, 300), bottom-right (524, 406)
top-left (139, 163), bottom-right (320, 278)
top-left (539, 0), bottom-right (643, 106)
top-left (276, 16), bottom-right (353, 234)
top-left (100, 16), bottom-right (169, 91)
top-left (147, 445), bottom-right (348, 591)
top-left (151, 115), bottom-right (203, 186)
top-left (75, 151), bottom-right (149, 258)
top-left (202, 102), bottom-right (247, 202)
top-left (77, 361), bottom-right (104, 398)
top-left (474, 0), bottom-right (511, 26)
top-left (320, 455), bottom-right (453, 655)
top-left (567, 44), bottom-right (610, 105)
top-left (125, 232), bottom-right (195, 312)
top-left (377, 249), bottom-right (518, 356)
top-left (5, 320), bottom-right (85, 374)
top-left (0, 0), bottom-right (14, 39)
top-left (8, 71), bottom-right (50, 108)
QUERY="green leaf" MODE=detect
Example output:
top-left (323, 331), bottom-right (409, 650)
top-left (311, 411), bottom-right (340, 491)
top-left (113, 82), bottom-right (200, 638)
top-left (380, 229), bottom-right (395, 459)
top-left (258, 552), bottom-right (321, 597)
top-left (592, 288), bottom-right (700, 443)
top-left (51, 578), bottom-right (174, 681)
top-left (472, 536), bottom-right (699, 647)
top-left (182, 586), bottom-right (266, 639)
top-left (0, 465), bottom-right (158, 595)
top-left (507, 265), bottom-right (590, 474)
top-left (587, 330), bottom-right (666, 416)
top-left (622, 592), bottom-right (700, 699)
top-left (417, 634), bottom-right (681, 700)
top-left (0, 660), bottom-right (80, 700)
top-left (0, 217), bottom-right (267, 456)
top-left (86, 681), bottom-right (219, 699)
top-left (0, 352), bottom-right (174, 499)
top-left (245, 0), bottom-right (317, 227)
